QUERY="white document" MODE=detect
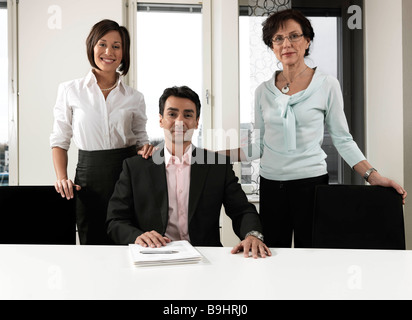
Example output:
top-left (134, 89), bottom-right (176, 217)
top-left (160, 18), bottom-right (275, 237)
top-left (129, 240), bottom-right (203, 267)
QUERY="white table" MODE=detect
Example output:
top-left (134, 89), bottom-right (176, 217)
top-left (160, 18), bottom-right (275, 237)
top-left (0, 245), bottom-right (411, 300)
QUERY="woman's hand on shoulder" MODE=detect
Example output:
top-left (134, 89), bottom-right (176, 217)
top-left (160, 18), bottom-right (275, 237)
top-left (137, 144), bottom-right (155, 159)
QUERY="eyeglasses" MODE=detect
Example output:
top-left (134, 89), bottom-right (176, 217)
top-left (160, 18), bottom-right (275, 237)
top-left (272, 33), bottom-right (304, 46)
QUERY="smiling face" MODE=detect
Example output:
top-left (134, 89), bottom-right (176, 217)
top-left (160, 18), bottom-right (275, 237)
top-left (271, 19), bottom-right (310, 68)
top-left (93, 30), bottom-right (123, 73)
top-left (160, 96), bottom-right (199, 153)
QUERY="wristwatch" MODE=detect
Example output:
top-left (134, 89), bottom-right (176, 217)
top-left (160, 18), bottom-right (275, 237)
top-left (363, 168), bottom-right (377, 182)
top-left (245, 231), bottom-right (264, 242)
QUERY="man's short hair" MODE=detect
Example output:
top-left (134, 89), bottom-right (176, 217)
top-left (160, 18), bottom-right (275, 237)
top-left (159, 86), bottom-right (201, 119)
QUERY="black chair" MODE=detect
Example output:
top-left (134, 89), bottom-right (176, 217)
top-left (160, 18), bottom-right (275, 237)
top-left (0, 186), bottom-right (76, 245)
top-left (312, 185), bottom-right (405, 250)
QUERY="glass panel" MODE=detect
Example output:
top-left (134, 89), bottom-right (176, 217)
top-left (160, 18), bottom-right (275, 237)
top-left (0, 7), bottom-right (8, 186)
top-left (309, 17), bottom-right (340, 184)
top-left (239, 15), bottom-right (272, 191)
top-left (239, 12), bottom-right (340, 191)
top-left (241, 0), bottom-right (291, 16)
top-left (136, 4), bottom-right (203, 147)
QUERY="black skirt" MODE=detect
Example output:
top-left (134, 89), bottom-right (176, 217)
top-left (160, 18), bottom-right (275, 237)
top-left (74, 146), bottom-right (136, 245)
top-left (259, 174), bottom-right (329, 248)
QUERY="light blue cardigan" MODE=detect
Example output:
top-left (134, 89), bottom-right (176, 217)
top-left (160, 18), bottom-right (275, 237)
top-left (242, 68), bottom-right (366, 181)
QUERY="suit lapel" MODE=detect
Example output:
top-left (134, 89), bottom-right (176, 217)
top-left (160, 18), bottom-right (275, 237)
top-left (148, 149), bottom-right (169, 232)
top-left (188, 148), bottom-right (210, 224)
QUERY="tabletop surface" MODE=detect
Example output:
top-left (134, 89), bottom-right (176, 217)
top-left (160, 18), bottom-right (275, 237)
top-left (0, 245), bottom-right (411, 300)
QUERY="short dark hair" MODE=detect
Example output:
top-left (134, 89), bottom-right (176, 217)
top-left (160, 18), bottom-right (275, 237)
top-left (86, 19), bottom-right (131, 75)
top-left (159, 86), bottom-right (201, 119)
top-left (262, 9), bottom-right (315, 57)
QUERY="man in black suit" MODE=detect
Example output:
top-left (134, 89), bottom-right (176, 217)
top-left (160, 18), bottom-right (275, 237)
top-left (107, 86), bottom-right (271, 258)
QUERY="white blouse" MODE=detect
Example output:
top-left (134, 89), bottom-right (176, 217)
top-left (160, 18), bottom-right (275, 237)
top-left (50, 70), bottom-right (149, 151)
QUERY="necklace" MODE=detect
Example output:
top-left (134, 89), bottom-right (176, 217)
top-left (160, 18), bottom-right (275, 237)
top-left (99, 75), bottom-right (119, 92)
top-left (280, 66), bottom-right (309, 94)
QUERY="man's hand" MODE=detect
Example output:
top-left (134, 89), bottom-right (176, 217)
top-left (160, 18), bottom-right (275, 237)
top-left (135, 230), bottom-right (171, 248)
top-left (231, 236), bottom-right (272, 259)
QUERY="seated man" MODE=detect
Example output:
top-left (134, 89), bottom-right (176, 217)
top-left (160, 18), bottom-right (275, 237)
top-left (106, 86), bottom-right (271, 259)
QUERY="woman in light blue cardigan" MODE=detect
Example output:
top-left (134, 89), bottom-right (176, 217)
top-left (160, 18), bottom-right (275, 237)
top-left (224, 9), bottom-right (406, 248)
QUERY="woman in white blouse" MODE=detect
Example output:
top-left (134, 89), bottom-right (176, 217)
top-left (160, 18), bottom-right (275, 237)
top-left (50, 20), bottom-right (153, 245)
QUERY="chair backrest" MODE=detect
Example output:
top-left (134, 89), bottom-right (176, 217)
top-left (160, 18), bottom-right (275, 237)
top-left (312, 185), bottom-right (405, 250)
top-left (0, 186), bottom-right (76, 245)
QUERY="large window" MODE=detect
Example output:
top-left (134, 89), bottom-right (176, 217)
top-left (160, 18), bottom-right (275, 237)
top-left (136, 2), bottom-right (204, 147)
top-left (239, 0), bottom-right (365, 192)
top-left (240, 13), bottom-right (338, 190)
top-left (0, 3), bottom-right (8, 186)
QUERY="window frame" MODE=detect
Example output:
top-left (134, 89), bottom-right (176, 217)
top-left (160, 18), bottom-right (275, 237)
top-left (1, 0), bottom-right (18, 186)
top-left (292, 0), bottom-right (365, 185)
top-left (238, 0), bottom-right (365, 187)
top-left (126, 0), bottom-right (365, 187)
top-left (0, 2), bottom-right (7, 186)
top-left (126, 0), bottom-right (213, 149)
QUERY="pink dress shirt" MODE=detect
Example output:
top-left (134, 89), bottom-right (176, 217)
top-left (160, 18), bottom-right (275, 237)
top-left (164, 145), bottom-right (192, 242)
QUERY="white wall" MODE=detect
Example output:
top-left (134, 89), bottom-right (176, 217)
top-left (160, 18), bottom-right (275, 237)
top-left (402, 0), bottom-right (412, 250)
top-left (364, 0), bottom-right (404, 184)
top-left (364, 0), bottom-right (412, 249)
top-left (17, 0), bottom-right (123, 185)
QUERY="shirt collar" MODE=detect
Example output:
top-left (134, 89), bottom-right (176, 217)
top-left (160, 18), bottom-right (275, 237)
top-left (84, 69), bottom-right (127, 95)
top-left (164, 144), bottom-right (193, 167)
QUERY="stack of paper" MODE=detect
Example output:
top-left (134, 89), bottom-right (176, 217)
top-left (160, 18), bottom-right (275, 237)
top-left (129, 240), bottom-right (203, 267)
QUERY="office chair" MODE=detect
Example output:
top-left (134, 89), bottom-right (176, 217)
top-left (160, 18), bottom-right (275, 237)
top-left (0, 186), bottom-right (76, 245)
top-left (312, 185), bottom-right (405, 250)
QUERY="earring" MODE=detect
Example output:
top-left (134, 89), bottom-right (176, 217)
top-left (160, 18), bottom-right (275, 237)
top-left (276, 61), bottom-right (283, 70)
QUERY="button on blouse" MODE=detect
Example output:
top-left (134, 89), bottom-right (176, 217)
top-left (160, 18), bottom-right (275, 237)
top-left (50, 70), bottom-right (149, 151)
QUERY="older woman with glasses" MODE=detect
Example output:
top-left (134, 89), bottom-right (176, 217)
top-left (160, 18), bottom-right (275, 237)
top-left (222, 9), bottom-right (406, 248)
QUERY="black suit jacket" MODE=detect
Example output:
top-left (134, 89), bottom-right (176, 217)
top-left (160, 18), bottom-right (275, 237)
top-left (106, 147), bottom-right (262, 246)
